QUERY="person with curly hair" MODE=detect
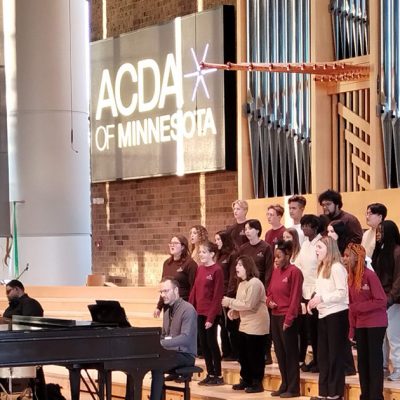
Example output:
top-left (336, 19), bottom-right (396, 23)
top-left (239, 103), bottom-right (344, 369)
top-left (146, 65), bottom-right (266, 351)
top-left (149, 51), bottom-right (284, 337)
top-left (189, 225), bottom-right (208, 265)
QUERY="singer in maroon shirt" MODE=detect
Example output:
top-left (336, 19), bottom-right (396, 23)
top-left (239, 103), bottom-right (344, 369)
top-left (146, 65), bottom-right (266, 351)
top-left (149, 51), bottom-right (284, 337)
top-left (267, 240), bottom-right (303, 398)
top-left (344, 243), bottom-right (387, 400)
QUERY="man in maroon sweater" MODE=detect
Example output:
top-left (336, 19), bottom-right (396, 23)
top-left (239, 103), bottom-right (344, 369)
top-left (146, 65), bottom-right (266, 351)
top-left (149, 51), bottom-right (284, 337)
top-left (318, 189), bottom-right (363, 246)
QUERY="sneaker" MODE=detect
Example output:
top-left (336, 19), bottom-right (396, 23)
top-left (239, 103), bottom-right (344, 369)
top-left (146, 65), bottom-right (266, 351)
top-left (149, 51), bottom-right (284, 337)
top-left (388, 369), bottom-right (400, 381)
top-left (232, 380), bottom-right (248, 390)
top-left (207, 376), bottom-right (224, 386)
top-left (198, 375), bottom-right (213, 385)
top-left (245, 383), bottom-right (264, 393)
top-left (345, 368), bottom-right (357, 376)
top-left (310, 364), bottom-right (320, 373)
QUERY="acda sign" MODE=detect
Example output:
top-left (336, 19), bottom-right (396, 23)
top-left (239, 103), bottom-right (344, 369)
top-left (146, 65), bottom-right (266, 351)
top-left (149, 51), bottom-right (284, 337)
top-left (90, 6), bottom-right (236, 182)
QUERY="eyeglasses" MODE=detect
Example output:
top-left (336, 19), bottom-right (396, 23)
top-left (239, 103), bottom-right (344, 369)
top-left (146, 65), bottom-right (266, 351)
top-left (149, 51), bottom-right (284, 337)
top-left (321, 201), bottom-right (334, 208)
top-left (168, 242), bottom-right (181, 246)
top-left (159, 288), bottom-right (173, 294)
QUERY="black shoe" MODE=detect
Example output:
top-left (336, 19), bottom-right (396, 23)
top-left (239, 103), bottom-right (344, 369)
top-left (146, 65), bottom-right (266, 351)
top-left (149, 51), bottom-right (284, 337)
top-left (232, 380), bottom-right (248, 390)
top-left (280, 392), bottom-right (300, 398)
top-left (300, 363), bottom-right (310, 372)
top-left (310, 364), bottom-right (319, 373)
top-left (206, 376), bottom-right (224, 386)
top-left (271, 390), bottom-right (284, 396)
top-left (310, 397), bottom-right (327, 400)
top-left (245, 383), bottom-right (264, 393)
top-left (265, 354), bottom-right (273, 365)
top-left (198, 375), bottom-right (212, 385)
top-left (223, 356), bottom-right (238, 362)
top-left (164, 373), bottom-right (179, 381)
top-left (345, 369), bottom-right (357, 376)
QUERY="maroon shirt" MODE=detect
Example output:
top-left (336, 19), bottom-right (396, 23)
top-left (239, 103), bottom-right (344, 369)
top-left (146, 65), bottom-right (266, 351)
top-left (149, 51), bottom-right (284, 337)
top-left (227, 222), bottom-right (249, 250)
top-left (348, 268), bottom-right (388, 338)
top-left (267, 264), bottom-right (303, 327)
top-left (216, 251), bottom-right (237, 296)
top-left (237, 240), bottom-right (273, 289)
top-left (264, 225), bottom-right (286, 247)
top-left (189, 263), bottom-right (224, 324)
top-left (156, 257), bottom-right (198, 310)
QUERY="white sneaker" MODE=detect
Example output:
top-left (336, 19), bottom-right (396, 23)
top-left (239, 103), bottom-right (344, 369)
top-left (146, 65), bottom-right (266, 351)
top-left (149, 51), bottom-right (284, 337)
top-left (388, 369), bottom-right (400, 381)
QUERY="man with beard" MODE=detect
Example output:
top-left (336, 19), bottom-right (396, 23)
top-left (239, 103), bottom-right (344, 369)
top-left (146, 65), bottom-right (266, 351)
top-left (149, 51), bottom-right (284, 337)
top-left (318, 189), bottom-right (363, 246)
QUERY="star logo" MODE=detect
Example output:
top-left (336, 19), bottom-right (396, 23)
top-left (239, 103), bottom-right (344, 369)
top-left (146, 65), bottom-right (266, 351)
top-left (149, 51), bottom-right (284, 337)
top-left (184, 43), bottom-right (217, 101)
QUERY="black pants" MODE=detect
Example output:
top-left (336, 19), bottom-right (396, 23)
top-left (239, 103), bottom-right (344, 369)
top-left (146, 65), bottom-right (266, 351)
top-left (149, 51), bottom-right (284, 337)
top-left (219, 308), bottom-right (232, 357)
top-left (198, 315), bottom-right (222, 376)
top-left (317, 309), bottom-right (348, 398)
top-left (226, 316), bottom-right (240, 358)
top-left (150, 352), bottom-right (194, 400)
top-left (238, 331), bottom-right (267, 385)
top-left (271, 315), bottom-right (300, 394)
top-left (299, 300), bottom-right (319, 365)
top-left (355, 326), bottom-right (386, 400)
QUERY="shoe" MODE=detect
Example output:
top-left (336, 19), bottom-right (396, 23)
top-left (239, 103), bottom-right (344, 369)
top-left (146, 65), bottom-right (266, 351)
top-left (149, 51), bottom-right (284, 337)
top-left (310, 364), bottom-right (319, 373)
top-left (232, 380), bottom-right (248, 390)
top-left (206, 376), bottom-right (224, 386)
top-left (198, 375), bottom-right (213, 385)
top-left (223, 356), bottom-right (238, 362)
top-left (271, 390), bottom-right (284, 396)
top-left (383, 367), bottom-right (390, 378)
top-left (280, 392), bottom-right (300, 398)
top-left (245, 383), bottom-right (264, 393)
top-left (265, 353), bottom-right (273, 365)
top-left (388, 369), bottom-right (400, 381)
top-left (310, 397), bottom-right (327, 400)
top-left (300, 363), bottom-right (310, 372)
top-left (164, 373), bottom-right (179, 381)
top-left (345, 368), bottom-right (357, 376)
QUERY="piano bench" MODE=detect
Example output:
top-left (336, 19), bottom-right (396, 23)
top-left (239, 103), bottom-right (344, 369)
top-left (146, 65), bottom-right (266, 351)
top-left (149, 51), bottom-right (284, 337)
top-left (162, 365), bottom-right (203, 400)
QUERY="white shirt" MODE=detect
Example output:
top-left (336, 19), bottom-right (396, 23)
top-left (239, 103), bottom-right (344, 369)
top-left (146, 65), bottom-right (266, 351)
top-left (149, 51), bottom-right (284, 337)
top-left (315, 262), bottom-right (348, 319)
top-left (292, 223), bottom-right (306, 245)
top-left (362, 228), bottom-right (376, 258)
top-left (296, 234), bottom-right (321, 300)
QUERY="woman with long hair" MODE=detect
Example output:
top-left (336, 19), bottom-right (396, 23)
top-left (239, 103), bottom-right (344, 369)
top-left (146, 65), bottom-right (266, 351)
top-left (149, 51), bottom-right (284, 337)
top-left (326, 220), bottom-right (347, 255)
top-left (189, 241), bottom-right (224, 386)
top-left (344, 243), bottom-right (387, 400)
top-left (282, 228), bottom-right (301, 264)
top-left (267, 240), bottom-right (303, 398)
top-left (308, 236), bottom-right (349, 400)
top-left (189, 225), bottom-right (208, 265)
top-left (215, 230), bottom-right (238, 360)
top-left (153, 235), bottom-right (197, 317)
top-left (371, 220), bottom-right (400, 381)
top-left (222, 255), bottom-right (269, 393)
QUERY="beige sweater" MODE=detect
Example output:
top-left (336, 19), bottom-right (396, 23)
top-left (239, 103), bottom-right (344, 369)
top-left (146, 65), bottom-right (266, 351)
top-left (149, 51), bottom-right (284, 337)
top-left (227, 277), bottom-right (269, 335)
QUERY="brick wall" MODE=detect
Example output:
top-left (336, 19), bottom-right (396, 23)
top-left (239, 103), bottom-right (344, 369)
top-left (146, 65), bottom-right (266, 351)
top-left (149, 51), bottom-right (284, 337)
top-left (90, 0), bottom-right (239, 286)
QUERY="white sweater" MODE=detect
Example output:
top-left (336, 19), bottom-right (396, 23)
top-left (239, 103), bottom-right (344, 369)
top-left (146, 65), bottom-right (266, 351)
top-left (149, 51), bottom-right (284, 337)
top-left (315, 262), bottom-right (348, 319)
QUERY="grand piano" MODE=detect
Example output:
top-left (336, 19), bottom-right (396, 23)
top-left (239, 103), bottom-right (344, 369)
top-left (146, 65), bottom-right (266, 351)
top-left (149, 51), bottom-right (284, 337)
top-left (0, 315), bottom-right (174, 400)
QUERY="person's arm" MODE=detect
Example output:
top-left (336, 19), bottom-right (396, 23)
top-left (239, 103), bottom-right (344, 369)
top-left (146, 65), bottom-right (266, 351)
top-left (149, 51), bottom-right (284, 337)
top-left (264, 244), bottom-right (274, 289)
top-left (160, 307), bottom-right (196, 350)
top-left (206, 268), bottom-right (224, 325)
top-left (388, 247), bottom-right (400, 305)
top-left (284, 268), bottom-right (304, 327)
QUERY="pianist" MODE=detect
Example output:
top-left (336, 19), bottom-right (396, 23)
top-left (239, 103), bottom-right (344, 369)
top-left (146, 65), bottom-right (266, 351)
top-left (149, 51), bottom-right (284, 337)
top-left (3, 280), bottom-right (44, 319)
top-left (149, 277), bottom-right (197, 400)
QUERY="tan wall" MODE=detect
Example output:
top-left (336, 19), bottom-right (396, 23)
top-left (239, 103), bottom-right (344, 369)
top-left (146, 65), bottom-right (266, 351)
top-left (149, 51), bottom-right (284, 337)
top-left (247, 189), bottom-right (400, 238)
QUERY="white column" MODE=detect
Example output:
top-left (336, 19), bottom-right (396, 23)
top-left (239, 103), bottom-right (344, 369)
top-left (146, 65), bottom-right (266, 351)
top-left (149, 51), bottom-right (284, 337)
top-left (3, 0), bottom-right (91, 285)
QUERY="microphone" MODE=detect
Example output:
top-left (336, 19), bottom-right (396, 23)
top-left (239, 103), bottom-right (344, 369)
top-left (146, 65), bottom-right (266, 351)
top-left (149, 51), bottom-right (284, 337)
top-left (16, 263), bottom-right (29, 281)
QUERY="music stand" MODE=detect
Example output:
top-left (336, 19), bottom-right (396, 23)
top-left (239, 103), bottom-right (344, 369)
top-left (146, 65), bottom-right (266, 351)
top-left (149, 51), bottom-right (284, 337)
top-left (88, 300), bottom-right (131, 328)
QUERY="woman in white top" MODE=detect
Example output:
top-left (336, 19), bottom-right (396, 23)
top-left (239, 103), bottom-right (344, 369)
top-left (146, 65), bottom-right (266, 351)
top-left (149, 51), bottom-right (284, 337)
top-left (308, 236), bottom-right (349, 400)
top-left (222, 255), bottom-right (269, 394)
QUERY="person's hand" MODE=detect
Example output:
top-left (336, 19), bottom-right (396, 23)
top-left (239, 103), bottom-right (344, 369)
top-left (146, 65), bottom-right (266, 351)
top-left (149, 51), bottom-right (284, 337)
top-left (307, 295), bottom-right (322, 314)
top-left (283, 323), bottom-right (290, 331)
top-left (221, 296), bottom-right (231, 307)
top-left (227, 309), bottom-right (235, 320)
top-left (153, 308), bottom-right (161, 318)
top-left (268, 300), bottom-right (277, 309)
top-left (205, 321), bottom-right (213, 329)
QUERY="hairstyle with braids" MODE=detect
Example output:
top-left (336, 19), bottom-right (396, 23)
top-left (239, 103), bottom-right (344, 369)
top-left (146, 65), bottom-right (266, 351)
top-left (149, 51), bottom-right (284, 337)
top-left (345, 243), bottom-right (366, 292)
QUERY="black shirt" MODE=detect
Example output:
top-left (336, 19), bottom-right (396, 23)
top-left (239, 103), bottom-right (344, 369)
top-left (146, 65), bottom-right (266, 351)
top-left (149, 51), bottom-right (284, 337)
top-left (3, 293), bottom-right (44, 319)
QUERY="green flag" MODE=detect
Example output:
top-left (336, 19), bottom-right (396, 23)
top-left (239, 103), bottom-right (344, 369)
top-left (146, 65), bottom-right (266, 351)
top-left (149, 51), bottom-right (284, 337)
top-left (12, 202), bottom-right (19, 277)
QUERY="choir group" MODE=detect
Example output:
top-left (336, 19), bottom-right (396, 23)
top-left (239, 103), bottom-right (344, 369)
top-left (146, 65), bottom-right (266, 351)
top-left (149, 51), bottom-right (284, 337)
top-left (153, 189), bottom-right (399, 400)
